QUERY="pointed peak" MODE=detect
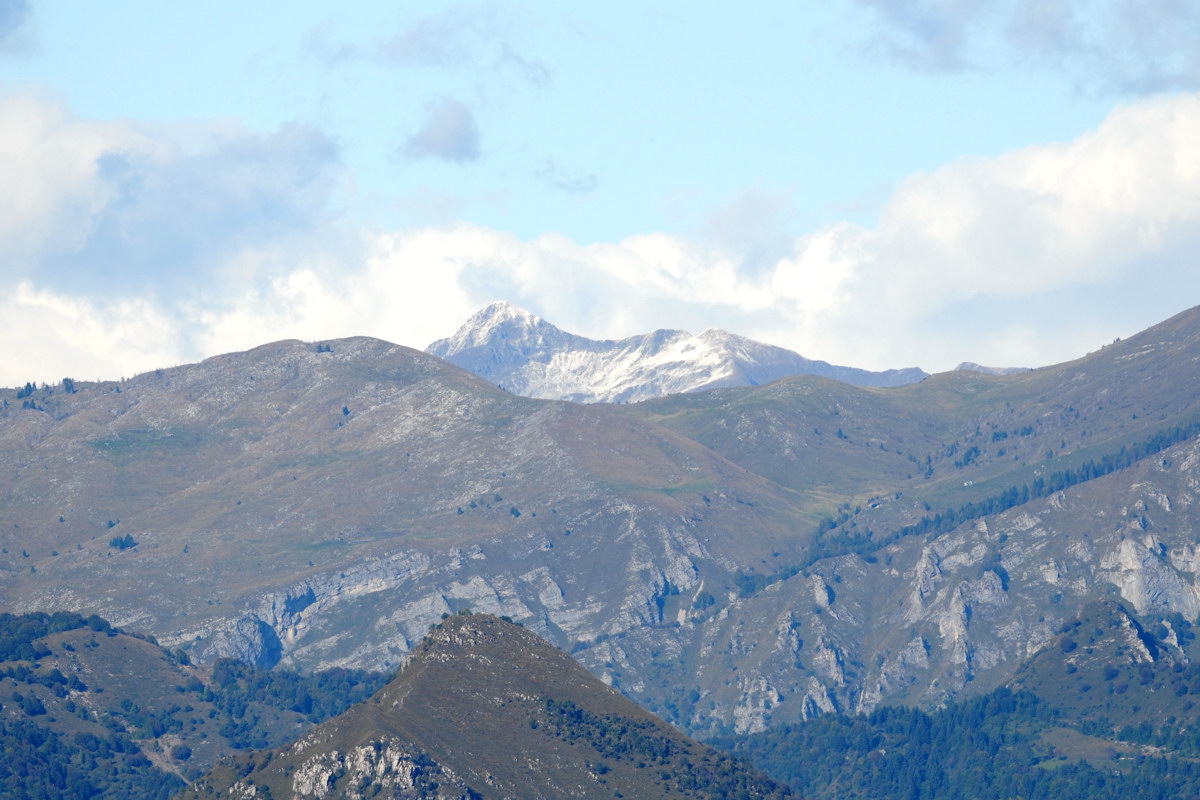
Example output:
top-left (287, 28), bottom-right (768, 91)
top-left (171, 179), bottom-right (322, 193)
top-left (449, 301), bottom-right (553, 343)
top-left (455, 301), bottom-right (555, 341)
top-left (426, 301), bottom-right (567, 361)
top-left (470, 300), bottom-right (541, 325)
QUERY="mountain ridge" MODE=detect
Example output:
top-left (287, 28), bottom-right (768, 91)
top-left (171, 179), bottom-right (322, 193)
top-left (427, 301), bottom-right (928, 402)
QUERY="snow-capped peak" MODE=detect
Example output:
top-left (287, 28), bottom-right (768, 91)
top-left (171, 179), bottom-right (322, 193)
top-left (443, 301), bottom-right (549, 348)
top-left (427, 303), bottom-right (927, 403)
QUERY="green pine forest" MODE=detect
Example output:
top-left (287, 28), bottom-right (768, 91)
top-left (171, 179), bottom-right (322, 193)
top-left (717, 688), bottom-right (1200, 800)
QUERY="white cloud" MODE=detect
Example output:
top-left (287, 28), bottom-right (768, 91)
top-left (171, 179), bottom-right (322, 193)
top-left (761, 91), bottom-right (1200, 370)
top-left (2, 91), bottom-right (1200, 386)
top-left (188, 225), bottom-right (496, 362)
top-left (870, 92), bottom-right (1200, 300)
top-left (0, 92), bottom-right (149, 271)
top-left (0, 282), bottom-right (184, 383)
top-left (0, 91), bottom-right (349, 299)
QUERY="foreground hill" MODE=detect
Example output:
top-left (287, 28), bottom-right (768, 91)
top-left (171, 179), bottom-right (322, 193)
top-left (0, 611), bottom-right (386, 798)
top-left (9, 606), bottom-right (1200, 798)
top-left (427, 301), bottom-right (926, 402)
top-left (4, 306), bottom-right (1200, 735)
top-left (181, 613), bottom-right (793, 800)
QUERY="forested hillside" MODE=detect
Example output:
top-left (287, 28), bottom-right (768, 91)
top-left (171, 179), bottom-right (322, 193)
top-left (717, 600), bottom-right (1200, 800)
top-left (0, 612), bottom-right (387, 799)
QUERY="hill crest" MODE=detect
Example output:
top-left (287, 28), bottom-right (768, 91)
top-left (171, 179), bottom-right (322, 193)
top-left (182, 613), bottom-right (794, 800)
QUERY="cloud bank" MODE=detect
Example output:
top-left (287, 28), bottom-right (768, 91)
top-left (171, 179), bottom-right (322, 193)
top-left (1, 90), bottom-right (1198, 385)
top-left (0, 93), bottom-right (348, 296)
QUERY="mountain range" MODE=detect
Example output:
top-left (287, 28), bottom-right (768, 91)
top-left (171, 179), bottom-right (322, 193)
top-left (426, 301), bottom-right (928, 402)
top-left (2, 303), bottom-right (1200, 744)
top-left (7, 602), bottom-right (1200, 798)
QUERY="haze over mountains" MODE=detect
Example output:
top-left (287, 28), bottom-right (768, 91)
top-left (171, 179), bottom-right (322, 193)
top-left (427, 301), bottom-right (928, 403)
top-left (3, 303), bottom-right (1200, 745)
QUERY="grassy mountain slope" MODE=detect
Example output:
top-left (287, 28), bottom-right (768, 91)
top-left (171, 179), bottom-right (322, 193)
top-left (633, 304), bottom-right (1200, 512)
top-left (0, 338), bottom-right (803, 672)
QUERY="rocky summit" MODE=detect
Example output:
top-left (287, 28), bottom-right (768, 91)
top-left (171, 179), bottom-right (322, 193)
top-left (4, 305), bottom-right (1200, 738)
top-left (179, 613), bottom-right (793, 800)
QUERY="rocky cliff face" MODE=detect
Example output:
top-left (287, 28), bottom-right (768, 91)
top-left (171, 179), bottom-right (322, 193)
top-left (662, 435), bottom-right (1200, 735)
top-left (189, 433), bottom-right (1200, 737)
top-left (427, 301), bottom-right (927, 402)
top-left (276, 736), bottom-right (475, 799)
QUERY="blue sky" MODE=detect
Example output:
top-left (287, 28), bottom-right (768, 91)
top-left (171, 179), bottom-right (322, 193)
top-left (2, 1), bottom-right (1200, 384)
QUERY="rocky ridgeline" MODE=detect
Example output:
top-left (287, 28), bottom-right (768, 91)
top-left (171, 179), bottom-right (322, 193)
top-left (427, 301), bottom-right (926, 403)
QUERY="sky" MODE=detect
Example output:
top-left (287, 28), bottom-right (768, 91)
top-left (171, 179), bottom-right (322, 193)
top-left (2, 1), bottom-right (1200, 386)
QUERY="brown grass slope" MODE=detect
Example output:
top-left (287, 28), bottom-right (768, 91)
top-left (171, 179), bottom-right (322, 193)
top-left (0, 337), bottom-right (803, 667)
top-left (625, 304), bottom-right (1200, 554)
